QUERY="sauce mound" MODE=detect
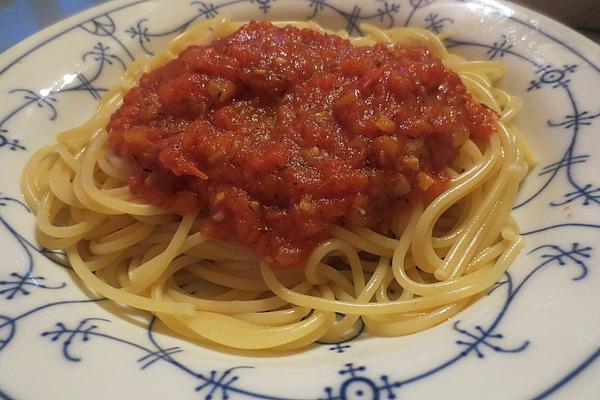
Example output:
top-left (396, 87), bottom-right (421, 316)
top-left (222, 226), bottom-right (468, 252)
top-left (108, 22), bottom-right (497, 268)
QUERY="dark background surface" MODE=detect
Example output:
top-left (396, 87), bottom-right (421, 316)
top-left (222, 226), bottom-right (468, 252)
top-left (0, 0), bottom-right (599, 53)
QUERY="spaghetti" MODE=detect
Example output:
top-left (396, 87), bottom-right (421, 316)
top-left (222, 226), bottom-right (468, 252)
top-left (21, 17), bottom-right (533, 351)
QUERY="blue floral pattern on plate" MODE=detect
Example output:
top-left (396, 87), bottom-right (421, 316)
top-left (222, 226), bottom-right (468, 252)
top-left (0, 0), bottom-right (599, 399)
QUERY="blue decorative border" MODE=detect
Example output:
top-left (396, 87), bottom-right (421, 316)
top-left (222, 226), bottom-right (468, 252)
top-left (0, 0), bottom-right (599, 398)
top-left (0, 196), bottom-right (67, 301)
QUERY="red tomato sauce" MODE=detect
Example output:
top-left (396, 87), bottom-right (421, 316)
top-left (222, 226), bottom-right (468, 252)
top-left (107, 21), bottom-right (497, 268)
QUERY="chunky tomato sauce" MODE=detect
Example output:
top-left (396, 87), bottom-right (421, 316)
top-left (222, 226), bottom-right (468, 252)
top-left (108, 22), bottom-right (497, 268)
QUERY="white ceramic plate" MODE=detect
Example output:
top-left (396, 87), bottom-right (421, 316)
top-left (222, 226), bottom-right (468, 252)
top-left (1, 1), bottom-right (600, 398)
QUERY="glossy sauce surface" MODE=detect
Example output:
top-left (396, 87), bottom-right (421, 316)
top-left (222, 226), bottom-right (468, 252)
top-left (108, 22), bottom-right (497, 268)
